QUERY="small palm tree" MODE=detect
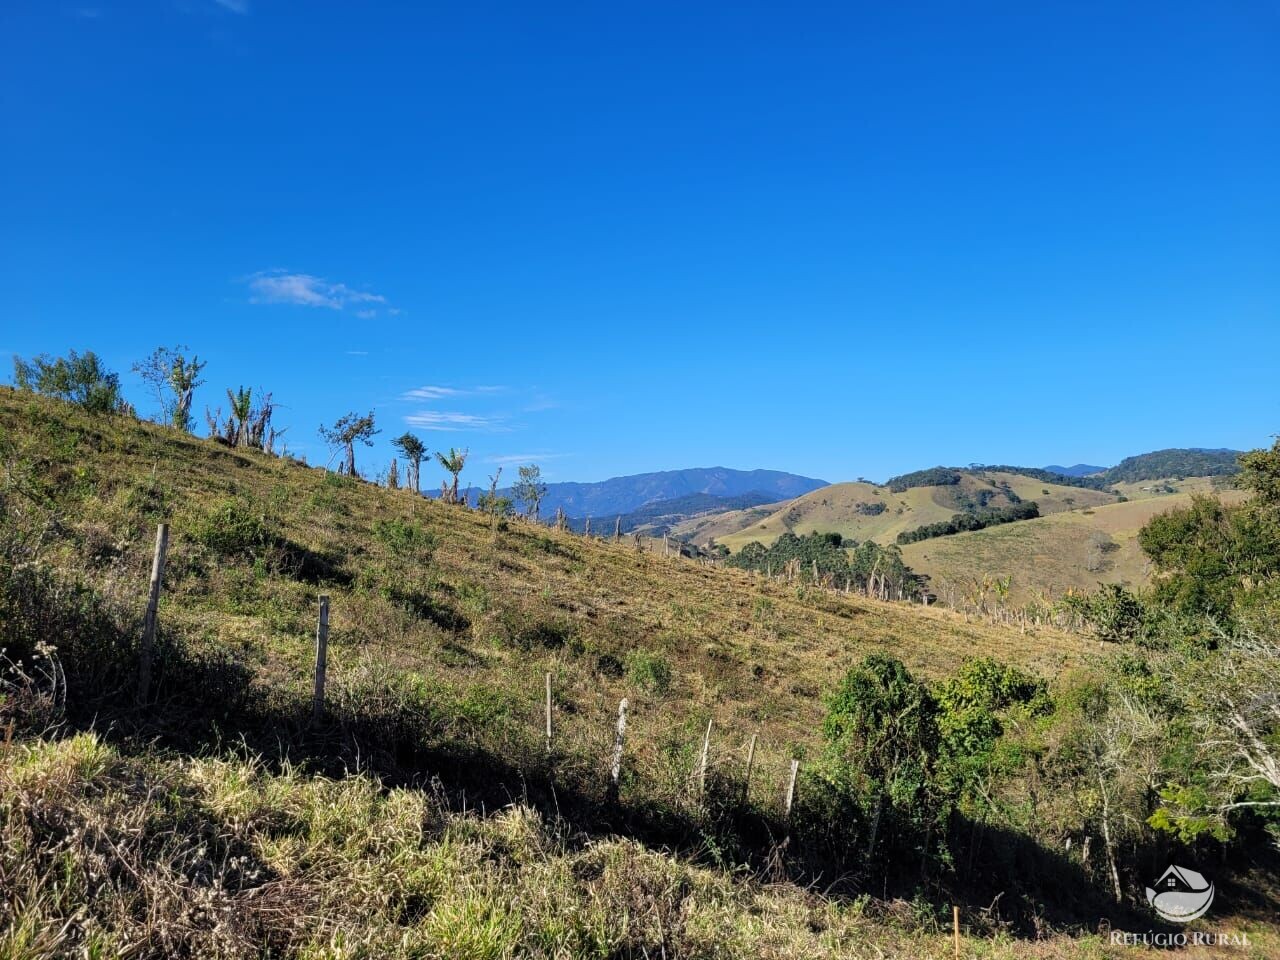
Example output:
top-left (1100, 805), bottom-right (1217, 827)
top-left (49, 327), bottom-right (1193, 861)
top-left (227, 387), bottom-right (253, 447)
top-left (436, 447), bottom-right (469, 503)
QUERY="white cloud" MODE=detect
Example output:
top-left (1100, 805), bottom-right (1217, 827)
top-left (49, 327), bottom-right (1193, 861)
top-left (486, 452), bottom-right (571, 465)
top-left (345, 350), bottom-right (369, 356)
top-left (404, 411), bottom-right (508, 432)
top-left (213, 0), bottom-right (249, 12)
top-left (247, 271), bottom-right (388, 314)
top-left (403, 385), bottom-right (467, 400)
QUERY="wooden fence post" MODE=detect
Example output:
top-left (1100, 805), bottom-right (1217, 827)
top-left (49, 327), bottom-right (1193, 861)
top-left (545, 672), bottom-right (553, 753)
top-left (742, 732), bottom-right (758, 803)
top-left (312, 595), bottom-right (330, 725)
top-left (953, 905), bottom-right (961, 959)
top-left (137, 522), bottom-right (170, 704)
top-left (697, 718), bottom-right (713, 798)
top-left (608, 697), bottom-right (628, 800)
top-left (785, 759), bottom-right (800, 819)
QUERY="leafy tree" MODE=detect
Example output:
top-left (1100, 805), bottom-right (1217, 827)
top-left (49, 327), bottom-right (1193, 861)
top-left (435, 447), bottom-right (469, 504)
top-left (132, 345), bottom-right (206, 430)
top-left (12, 349), bottom-right (128, 414)
top-left (391, 432), bottom-right (427, 494)
top-left (319, 411), bottom-right (379, 476)
top-left (822, 655), bottom-right (938, 862)
top-left (513, 463), bottom-right (548, 521)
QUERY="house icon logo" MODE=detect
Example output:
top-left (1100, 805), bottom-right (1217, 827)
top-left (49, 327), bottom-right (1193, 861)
top-left (1146, 865), bottom-right (1215, 922)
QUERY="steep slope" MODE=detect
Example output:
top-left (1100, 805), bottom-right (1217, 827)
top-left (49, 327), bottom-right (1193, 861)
top-left (0, 391), bottom-right (1085, 770)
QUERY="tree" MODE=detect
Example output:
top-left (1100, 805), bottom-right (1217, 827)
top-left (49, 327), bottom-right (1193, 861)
top-left (435, 447), bottom-right (469, 504)
top-left (387, 458), bottom-right (399, 490)
top-left (12, 349), bottom-right (128, 414)
top-left (477, 467), bottom-right (512, 533)
top-left (513, 463), bottom-right (548, 521)
top-left (822, 655), bottom-right (939, 863)
top-left (132, 346), bottom-right (206, 430)
top-left (320, 411), bottom-right (379, 476)
top-left (391, 432), bottom-right (427, 494)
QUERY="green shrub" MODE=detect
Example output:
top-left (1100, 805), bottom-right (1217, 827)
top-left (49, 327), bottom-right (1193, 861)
top-left (192, 498), bottom-right (273, 562)
top-left (626, 650), bottom-right (672, 695)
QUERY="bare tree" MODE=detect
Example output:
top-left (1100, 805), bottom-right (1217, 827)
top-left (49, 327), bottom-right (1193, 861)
top-left (132, 346), bottom-right (206, 430)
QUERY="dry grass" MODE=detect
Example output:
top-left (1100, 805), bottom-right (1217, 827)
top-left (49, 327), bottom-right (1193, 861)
top-left (6, 733), bottom-right (1275, 960)
top-left (901, 490), bottom-right (1250, 603)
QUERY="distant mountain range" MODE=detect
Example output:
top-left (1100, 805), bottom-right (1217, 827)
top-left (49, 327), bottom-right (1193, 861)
top-left (564, 491), bottom-right (781, 537)
top-left (459, 467), bottom-right (828, 519)
top-left (1043, 463), bottom-right (1107, 477)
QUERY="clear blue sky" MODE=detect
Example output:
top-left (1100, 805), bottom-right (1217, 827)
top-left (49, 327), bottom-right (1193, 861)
top-left (2, 2), bottom-right (1276, 484)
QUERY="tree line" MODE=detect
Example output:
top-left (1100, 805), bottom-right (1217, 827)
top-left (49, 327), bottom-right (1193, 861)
top-left (895, 500), bottom-right (1040, 545)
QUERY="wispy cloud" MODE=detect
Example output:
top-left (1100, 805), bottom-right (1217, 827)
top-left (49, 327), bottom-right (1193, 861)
top-left (212, 0), bottom-right (249, 12)
top-left (486, 452), bottom-right (571, 465)
top-left (402, 384), bottom-right (508, 401)
top-left (404, 411), bottom-right (509, 432)
top-left (345, 350), bottom-right (369, 356)
top-left (246, 270), bottom-right (393, 317)
top-left (404, 385), bottom-right (467, 400)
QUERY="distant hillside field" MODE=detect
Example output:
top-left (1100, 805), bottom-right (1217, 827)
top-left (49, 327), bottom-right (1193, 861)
top-left (710, 471), bottom-right (1118, 553)
top-left (900, 484), bottom-right (1249, 602)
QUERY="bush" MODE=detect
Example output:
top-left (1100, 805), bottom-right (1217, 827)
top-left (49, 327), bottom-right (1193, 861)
top-left (12, 349), bottom-right (129, 415)
top-left (193, 498), bottom-right (274, 563)
top-left (626, 650), bottom-right (672, 695)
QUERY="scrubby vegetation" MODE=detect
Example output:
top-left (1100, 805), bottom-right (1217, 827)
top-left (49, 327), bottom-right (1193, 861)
top-left (896, 501), bottom-right (1041, 545)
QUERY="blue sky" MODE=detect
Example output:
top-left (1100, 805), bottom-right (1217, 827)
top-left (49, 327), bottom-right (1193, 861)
top-left (1, 2), bottom-right (1276, 485)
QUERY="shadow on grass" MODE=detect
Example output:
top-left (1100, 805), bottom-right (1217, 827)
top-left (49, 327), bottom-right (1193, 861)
top-left (4, 557), bottom-right (1265, 942)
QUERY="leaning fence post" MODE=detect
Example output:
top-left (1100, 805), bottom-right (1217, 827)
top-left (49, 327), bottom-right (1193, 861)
top-left (742, 732), bottom-right (758, 803)
top-left (137, 522), bottom-right (170, 704)
top-left (785, 758), bottom-right (800, 819)
top-left (544, 672), bottom-right (553, 753)
top-left (698, 718), bottom-right (713, 798)
top-left (608, 697), bottom-right (628, 800)
top-left (312, 595), bottom-right (330, 725)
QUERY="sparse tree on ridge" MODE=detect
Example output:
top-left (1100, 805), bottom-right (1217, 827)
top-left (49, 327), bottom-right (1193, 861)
top-left (132, 346), bottom-right (206, 431)
top-left (513, 463), bottom-right (548, 521)
top-left (435, 447), bottom-right (469, 504)
top-left (388, 458), bottom-right (399, 489)
top-left (392, 432), bottom-right (427, 494)
top-left (320, 410), bottom-right (380, 476)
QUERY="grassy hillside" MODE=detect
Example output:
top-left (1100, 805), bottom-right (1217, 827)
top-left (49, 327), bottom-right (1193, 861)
top-left (0, 389), bottom-right (1091, 796)
top-left (901, 488), bottom-right (1249, 602)
top-left (711, 471), bottom-right (1117, 553)
top-left (4, 391), bottom-right (1277, 957)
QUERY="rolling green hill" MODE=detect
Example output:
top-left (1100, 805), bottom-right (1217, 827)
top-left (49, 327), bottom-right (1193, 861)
top-left (900, 484), bottom-right (1249, 602)
top-left (709, 470), bottom-right (1118, 553)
